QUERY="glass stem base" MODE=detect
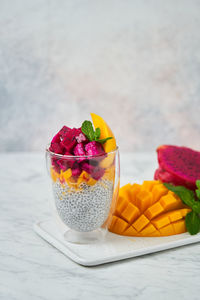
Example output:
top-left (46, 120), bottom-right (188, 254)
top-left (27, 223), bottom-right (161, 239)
top-left (63, 228), bottom-right (107, 244)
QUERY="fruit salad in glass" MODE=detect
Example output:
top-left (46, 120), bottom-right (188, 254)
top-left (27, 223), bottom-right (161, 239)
top-left (46, 113), bottom-right (120, 243)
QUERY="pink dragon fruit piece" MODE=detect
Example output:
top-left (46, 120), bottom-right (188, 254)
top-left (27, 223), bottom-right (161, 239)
top-left (61, 129), bottom-right (77, 153)
top-left (59, 126), bottom-right (71, 139)
top-left (49, 142), bottom-right (64, 154)
top-left (71, 161), bottom-right (82, 177)
top-left (73, 143), bottom-right (86, 162)
top-left (154, 145), bottom-right (200, 190)
top-left (75, 128), bottom-right (88, 143)
top-left (81, 161), bottom-right (104, 180)
top-left (51, 132), bottom-right (61, 144)
top-left (85, 141), bottom-right (105, 157)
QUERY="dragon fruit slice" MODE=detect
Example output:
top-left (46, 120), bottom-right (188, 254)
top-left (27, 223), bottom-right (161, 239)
top-left (73, 143), bottom-right (86, 162)
top-left (154, 145), bottom-right (200, 190)
top-left (49, 142), bottom-right (64, 154)
top-left (60, 128), bottom-right (77, 152)
top-left (85, 141), bottom-right (105, 157)
top-left (59, 126), bottom-right (71, 139)
top-left (71, 164), bottom-right (82, 177)
top-left (81, 161), bottom-right (105, 180)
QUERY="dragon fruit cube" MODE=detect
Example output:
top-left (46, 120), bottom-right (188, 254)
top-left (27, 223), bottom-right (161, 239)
top-left (73, 143), bottom-right (86, 162)
top-left (85, 141), bottom-right (105, 157)
top-left (71, 163), bottom-right (82, 177)
top-left (81, 161), bottom-right (104, 180)
top-left (49, 142), bottom-right (64, 154)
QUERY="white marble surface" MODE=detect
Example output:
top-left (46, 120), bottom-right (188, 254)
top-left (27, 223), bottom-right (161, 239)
top-left (1, 152), bottom-right (200, 300)
top-left (1, 0), bottom-right (200, 152)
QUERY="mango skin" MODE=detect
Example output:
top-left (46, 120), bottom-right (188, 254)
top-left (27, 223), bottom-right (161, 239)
top-left (108, 180), bottom-right (190, 237)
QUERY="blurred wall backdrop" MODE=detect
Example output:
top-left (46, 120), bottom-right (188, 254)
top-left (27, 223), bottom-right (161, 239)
top-left (0, 0), bottom-right (200, 152)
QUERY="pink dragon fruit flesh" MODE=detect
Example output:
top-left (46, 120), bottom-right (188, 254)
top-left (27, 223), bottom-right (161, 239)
top-left (81, 161), bottom-right (105, 180)
top-left (85, 141), bottom-right (105, 157)
top-left (73, 143), bottom-right (86, 162)
top-left (154, 145), bottom-right (200, 190)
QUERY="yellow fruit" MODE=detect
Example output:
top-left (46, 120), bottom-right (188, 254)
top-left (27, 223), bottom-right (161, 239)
top-left (108, 180), bottom-right (191, 237)
top-left (90, 113), bottom-right (117, 153)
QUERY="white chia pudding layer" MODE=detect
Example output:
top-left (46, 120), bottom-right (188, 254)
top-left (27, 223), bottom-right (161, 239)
top-left (52, 179), bottom-right (114, 232)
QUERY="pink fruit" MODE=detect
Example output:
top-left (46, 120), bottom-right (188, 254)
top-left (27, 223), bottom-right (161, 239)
top-left (73, 143), bottom-right (86, 162)
top-left (154, 145), bottom-right (200, 190)
top-left (71, 164), bottom-right (82, 177)
top-left (76, 132), bottom-right (87, 143)
top-left (49, 142), bottom-right (64, 154)
top-left (59, 126), bottom-right (71, 139)
top-left (81, 161), bottom-right (104, 180)
top-left (85, 141), bottom-right (105, 157)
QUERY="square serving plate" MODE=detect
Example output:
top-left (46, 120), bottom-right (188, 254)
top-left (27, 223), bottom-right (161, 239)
top-left (34, 220), bottom-right (200, 266)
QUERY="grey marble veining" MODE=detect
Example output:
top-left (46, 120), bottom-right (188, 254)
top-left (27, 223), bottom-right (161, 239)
top-left (0, 152), bottom-right (200, 300)
top-left (1, 0), bottom-right (200, 152)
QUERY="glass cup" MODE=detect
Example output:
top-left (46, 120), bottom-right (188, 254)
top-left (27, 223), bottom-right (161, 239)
top-left (46, 146), bottom-right (120, 244)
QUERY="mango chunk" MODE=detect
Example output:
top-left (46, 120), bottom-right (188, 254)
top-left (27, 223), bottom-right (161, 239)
top-left (144, 202), bottom-right (164, 220)
top-left (172, 220), bottom-right (186, 234)
top-left (160, 194), bottom-right (183, 211)
top-left (151, 215), bottom-right (170, 229)
top-left (123, 226), bottom-right (138, 236)
top-left (141, 180), bottom-right (159, 191)
top-left (132, 214), bottom-right (150, 232)
top-left (112, 217), bottom-right (129, 234)
top-left (116, 197), bottom-right (129, 215)
top-left (136, 190), bottom-right (153, 213)
top-left (152, 184), bottom-right (168, 203)
top-left (63, 168), bottom-right (72, 181)
top-left (140, 223), bottom-right (157, 236)
top-left (159, 224), bottom-right (175, 236)
top-left (131, 183), bottom-right (141, 205)
top-left (121, 202), bottom-right (140, 223)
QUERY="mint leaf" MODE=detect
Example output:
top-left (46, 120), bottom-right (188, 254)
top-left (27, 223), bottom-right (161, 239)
top-left (81, 120), bottom-right (113, 145)
top-left (81, 121), bottom-right (95, 141)
top-left (95, 128), bottom-right (101, 140)
top-left (163, 183), bottom-right (196, 208)
top-left (185, 211), bottom-right (200, 235)
top-left (97, 137), bottom-right (113, 144)
top-left (196, 180), bottom-right (200, 190)
top-left (196, 189), bottom-right (200, 200)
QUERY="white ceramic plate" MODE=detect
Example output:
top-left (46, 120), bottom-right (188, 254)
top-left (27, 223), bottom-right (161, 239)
top-left (34, 220), bottom-right (200, 266)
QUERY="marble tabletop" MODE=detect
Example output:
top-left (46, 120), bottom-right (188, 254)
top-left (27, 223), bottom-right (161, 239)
top-left (0, 152), bottom-right (200, 300)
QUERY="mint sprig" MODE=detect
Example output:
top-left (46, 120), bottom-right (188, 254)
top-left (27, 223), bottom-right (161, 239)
top-left (163, 180), bottom-right (200, 235)
top-left (81, 120), bottom-right (113, 144)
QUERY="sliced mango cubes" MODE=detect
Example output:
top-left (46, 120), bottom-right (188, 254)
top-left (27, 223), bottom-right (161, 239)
top-left (108, 181), bottom-right (191, 237)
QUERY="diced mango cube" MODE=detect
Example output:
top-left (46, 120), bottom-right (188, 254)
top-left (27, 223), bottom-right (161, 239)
top-left (159, 224), bottom-right (175, 236)
top-left (172, 220), bottom-right (186, 234)
top-left (136, 190), bottom-right (153, 213)
top-left (123, 226), bottom-right (138, 236)
top-left (133, 214), bottom-right (149, 232)
top-left (63, 168), bottom-right (72, 181)
top-left (144, 202), bottom-right (164, 220)
top-left (121, 203), bottom-right (140, 223)
top-left (152, 184), bottom-right (168, 203)
top-left (141, 180), bottom-right (159, 191)
top-left (160, 194), bottom-right (183, 211)
top-left (151, 215), bottom-right (170, 229)
top-left (113, 217), bottom-right (129, 234)
top-left (140, 223), bottom-right (157, 236)
top-left (130, 183), bottom-right (141, 205)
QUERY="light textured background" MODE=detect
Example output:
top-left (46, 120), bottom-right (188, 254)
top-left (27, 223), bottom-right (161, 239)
top-left (1, 0), bottom-right (200, 152)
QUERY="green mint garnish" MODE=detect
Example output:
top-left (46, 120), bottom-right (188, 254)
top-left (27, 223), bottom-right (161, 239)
top-left (164, 180), bottom-right (200, 235)
top-left (96, 137), bottom-right (113, 144)
top-left (81, 120), bottom-right (113, 144)
top-left (185, 211), bottom-right (200, 235)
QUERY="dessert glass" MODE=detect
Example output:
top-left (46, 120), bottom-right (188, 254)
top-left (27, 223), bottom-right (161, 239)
top-left (46, 146), bottom-right (120, 244)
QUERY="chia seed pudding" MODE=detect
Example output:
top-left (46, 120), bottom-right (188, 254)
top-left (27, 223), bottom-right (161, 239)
top-left (52, 179), bottom-right (114, 232)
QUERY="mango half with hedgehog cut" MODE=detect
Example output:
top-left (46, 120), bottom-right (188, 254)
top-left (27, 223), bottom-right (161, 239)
top-left (107, 180), bottom-right (191, 237)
